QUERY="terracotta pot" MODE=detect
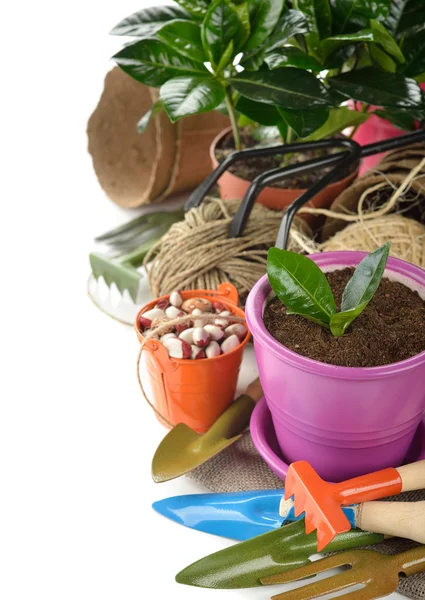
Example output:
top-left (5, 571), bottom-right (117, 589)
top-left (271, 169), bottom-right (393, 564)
top-left (210, 127), bottom-right (358, 226)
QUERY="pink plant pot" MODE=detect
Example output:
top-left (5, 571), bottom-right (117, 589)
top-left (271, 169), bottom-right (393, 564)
top-left (245, 252), bottom-right (425, 482)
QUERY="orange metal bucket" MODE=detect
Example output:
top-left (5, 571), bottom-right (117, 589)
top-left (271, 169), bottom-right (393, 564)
top-left (135, 283), bottom-right (250, 433)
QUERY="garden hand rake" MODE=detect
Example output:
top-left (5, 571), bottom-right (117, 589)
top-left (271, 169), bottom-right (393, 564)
top-left (262, 545), bottom-right (425, 600)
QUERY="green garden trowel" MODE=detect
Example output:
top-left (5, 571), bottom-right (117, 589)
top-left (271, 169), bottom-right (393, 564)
top-left (175, 519), bottom-right (384, 589)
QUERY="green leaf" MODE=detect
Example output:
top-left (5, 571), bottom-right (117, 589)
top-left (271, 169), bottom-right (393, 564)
top-left (229, 67), bottom-right (334, 109)
top-left (370, 19), bottom-right (405, 63)
top-left (157, 20), bottom-right (206, 62)
top-left (328, 67), bottom-right (423, 109)
top-left (267, 248), bottom-right (337, 325)
top-left (329, 305), bottom-right (367, 336)
top-left (373, 108), bottom-right (416, 131)
top-left (265, 46), bottom-right (322, 70)
top-left (112, 39), bottom-right (207, 87)
top-left (159, 75), bottom-right (225, 121)
top-left (323, 43), bottom-right (357, 69)
top-left (303, 106), bottom-right (370, 140)
top-left (236, 96), bottom-right (283, 124)
top-left (137, 101), bottom-right (163, 133)
top-left (240, 47), bottom-right (267, 70)
top-left (245, 0), bottom-right (285, 51)
top-left (202, 0), bottom-right (245, 64)
top-left (215, 40), bottom-right (235, 72)
top-left (110, 5), bottom-right (192, 37)
top-left (384, 0), bottom-right (410, 36)
top-left (176, 0), bottom-right (211, 19)
top-left (234, 2), bottom-right (251, 46)
top-left (277, 106), bottom-right (330, 137)
top-left (293, 0), bottom-right (332, 42)
top-left (266, 10), bottom-right (310, 51)
top-left (401, 30), bottom-right (425, 77)
top-left (341, 242), bottom-right (391, 311)
top-left (331, 0), bottom-right (391, 34)
top-left (321, 29), bottom-right (374, 58)
top-left (369, 43), bottom-right (397, 72)
top-left (396, 0), bottom-right (425, 37)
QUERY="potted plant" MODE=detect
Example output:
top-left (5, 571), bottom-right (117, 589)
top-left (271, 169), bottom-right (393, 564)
top-left (111, 1), bottom-right (424, 211)
top-left (245, 244), bottom-right (425, 482)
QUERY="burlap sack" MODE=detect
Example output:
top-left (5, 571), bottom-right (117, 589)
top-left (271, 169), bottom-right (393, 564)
top-left (87, 67), bottom-right (229, 207)
top-left (189, 433), bottom-right (425, 600)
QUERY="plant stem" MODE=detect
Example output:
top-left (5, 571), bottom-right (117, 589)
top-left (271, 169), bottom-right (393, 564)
top-left (349, 102), bottom-right (370, 139)
top-left (286, 126), bottom-right (294, 145)
top-left (225, 87), bottom-right (242, 150)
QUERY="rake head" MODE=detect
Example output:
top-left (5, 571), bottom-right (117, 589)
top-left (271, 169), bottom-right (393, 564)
top-left (90, 252), bottom-right (142, 303)
top-left (261, 549), bottom-right (400, 600)
top-left (284, 462), bottom-right (352, 551)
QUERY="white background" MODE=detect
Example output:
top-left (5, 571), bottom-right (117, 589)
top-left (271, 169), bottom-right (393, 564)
top-left (0, 2), bottom-right (404, 599)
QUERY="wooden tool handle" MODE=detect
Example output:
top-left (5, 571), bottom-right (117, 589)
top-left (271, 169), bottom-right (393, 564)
top-left (246, 377), bottom-right (263, 403)
top-left (397, 460), bottom-right (425, 492)
top-left (357, 501), bottom-right (425, 544)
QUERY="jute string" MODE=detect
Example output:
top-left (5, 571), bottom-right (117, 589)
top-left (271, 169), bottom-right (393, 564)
top-left (136, 312), bottom-right (247, 426)
top-left (144, 160), bottom-right (425, 297)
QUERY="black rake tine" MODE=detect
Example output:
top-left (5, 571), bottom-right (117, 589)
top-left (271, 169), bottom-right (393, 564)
top-left (186, 138), bottom-right (358, 212)
top-left (228, 138), bottom-right (360, 238)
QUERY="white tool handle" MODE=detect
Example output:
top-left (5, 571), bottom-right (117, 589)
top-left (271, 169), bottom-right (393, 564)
top-left (356, 501), bottom-right (425, 543)
top-left (396, 460), bottom-right (425, 492)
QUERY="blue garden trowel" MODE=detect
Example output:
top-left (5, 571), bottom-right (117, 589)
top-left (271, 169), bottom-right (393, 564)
top-left (152, 490), bottom-right (355, 541)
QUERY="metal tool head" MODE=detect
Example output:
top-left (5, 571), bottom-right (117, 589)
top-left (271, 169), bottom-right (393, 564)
top-left (175, 519), bottom-right (384, 589)
top-left (262, 546), bottom-right (425, 600)
top-left (285, 461), bottom-right (352, 551)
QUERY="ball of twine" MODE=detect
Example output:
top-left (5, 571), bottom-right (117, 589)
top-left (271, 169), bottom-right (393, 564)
top-left (321, 214), bottom-right (425, 267)
top-left (144, 196), bottom-right (312, 298)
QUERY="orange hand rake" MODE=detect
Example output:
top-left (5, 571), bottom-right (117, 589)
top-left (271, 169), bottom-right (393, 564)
top-left (262, 545), bottom-right (425, 600)
top-left (284, 460), bottom-right (425, 551)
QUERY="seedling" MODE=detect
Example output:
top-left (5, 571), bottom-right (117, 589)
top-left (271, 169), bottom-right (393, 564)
top-left (267, 243), bottom-right (391, 337)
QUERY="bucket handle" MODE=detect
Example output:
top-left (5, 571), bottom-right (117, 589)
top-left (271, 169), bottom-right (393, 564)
top-left (180, 282), bottom-right (239, 305)
top-left (137, 338), bottom-right (179, 428)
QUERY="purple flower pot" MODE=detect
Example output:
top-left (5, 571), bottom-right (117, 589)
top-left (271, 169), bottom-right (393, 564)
top-left (245, 252), bottom-right (425, 482)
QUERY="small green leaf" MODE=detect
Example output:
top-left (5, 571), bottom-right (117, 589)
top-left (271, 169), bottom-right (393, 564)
top-left (229, 67), bottom-right (334, 109)
top-left (329, 68), bottom-right (423, 110)
top-left (373, 108), bottom-right (415, 131)
top-left (401, 30), bottom-right (425, 78)
top-left (245, 0), bottom-right (285, 51)
top-left (202, 0), bottom-right (246, 65)
top-left (341, 242), bottom-right (391, 312)
top-left (331, 0), bottom-right (390, 34)
top-left (293, 0), bottom-right (332, 42)
top-left (277, 106), bottom-right (330, 138)
top-left (236, 96), bottom-right (283, 125)
top-left (137, 101), bottom-right (163, 133)
top-left (321, 29), bottom-right (375, 58)
top-left (110, 5), bottom-right (192, 37)
top-left (157, 20), bottom-right (206, 62)
top-left (267, 248), bottom-right (337, 325)
top-left (384, 0), bottom-right (409, 36)
top-left (215, 40), bottom-right (234, 72)
top-left (369, 43), bottom-right (397, 72)
top-left (370, 20), bottom-right (405, 63)
top-left (303, 106), bottom-right (370, 141)
top-left (175, 0), bottom-right (210, 19)
top-left (234, 2), bottom-right (251, 46)
top-left (159, 75), bottom-right (225, 121)
top-left (112, 39), bottom-right (207, 87)
top-left (329, 305), bottom-right (367, 337)
top-left (266, 10), bottom-right (310, 51)
top-left (265, 46), bottom-right (322, 70)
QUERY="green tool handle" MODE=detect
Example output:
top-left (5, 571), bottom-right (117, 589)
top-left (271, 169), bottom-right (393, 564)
top-left (207, 378), bottom-right (263, 442)
top-left (120, 240), bottom-right (156, 268)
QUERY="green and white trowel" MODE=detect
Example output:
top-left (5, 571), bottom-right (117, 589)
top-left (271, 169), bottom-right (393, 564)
top-left (88, 209), bottom-right (184, 324)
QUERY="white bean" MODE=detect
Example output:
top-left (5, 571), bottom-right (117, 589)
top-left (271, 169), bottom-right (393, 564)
top-left (169, 290), bottom-right (183, 308)
top-left (160, 333), bottom-right (177, 343)
top-left (165, 305), bottom-right (183, 319)
top-left (225, 324), bottom-right (247, 341)
top-left (179, 328), bottom-right (195, 344)
top-left (205, 341), bottom-right (221, 358)
top-left (163, 338), bottom-right (192, 359)
top-left (221, 334), bottom-right (240, 354)
top-left (193, 327), bottom-right (211, 348)
top-left (204, 324), bottom-right (225, 341)
top-left (191, 345), bottom-right (206, 360)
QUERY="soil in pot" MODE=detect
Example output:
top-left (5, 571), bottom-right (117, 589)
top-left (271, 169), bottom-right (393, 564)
top-left (215, 128), bottom-right (356, 189)
top-left (263, 268), bottom-right (425, 368)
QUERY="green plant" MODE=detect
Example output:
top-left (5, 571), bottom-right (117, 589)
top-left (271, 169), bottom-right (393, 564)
top-left (111, 1), bottom-right (425, 151)
top-left (267, 242), bottom-right (391, 337)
